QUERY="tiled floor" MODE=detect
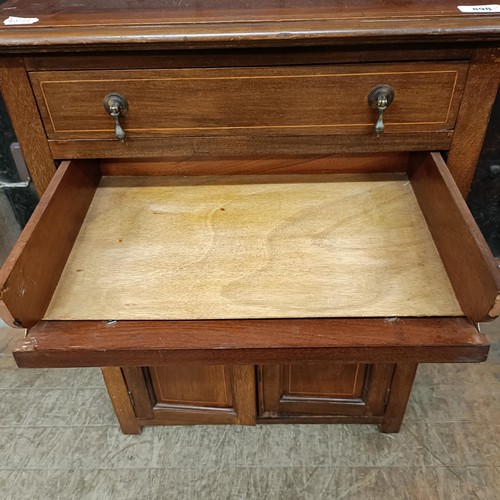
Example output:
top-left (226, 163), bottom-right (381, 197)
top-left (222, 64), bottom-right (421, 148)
top-left (0, 320), bottom-right (498, 499)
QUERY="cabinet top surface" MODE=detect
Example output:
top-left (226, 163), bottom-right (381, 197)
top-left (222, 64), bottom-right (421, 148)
top-left (1, 0), bottom-right (498, 22)
top-left (0, 0), bottom-right (499, 51)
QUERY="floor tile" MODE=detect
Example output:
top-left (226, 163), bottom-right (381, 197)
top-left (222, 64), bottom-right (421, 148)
top-left (0, 427), bottom-right (155, 469)
top-left (0, 469), bottom-right (160, 500)
top-left (2, 466), bottom-right (496, 500)
top-left (0, 388), bottom-right (115, 427)
top-left (299, 465), bottom-right (500, 500)
top-left (153, 466), bottom-right (307, 500)
top-left (0, 354), bottom-right (17, 369)
top-left (403, 421), bottom-right (500, 467)
top-left (480, 321), bottom-right (500, 363)
top-left (150, 424), bottom-right (437, 468)
top-left (405, 382), bottom-right (500, 422)
top-left (0, 320), bottom-right (22, 355)
top-left (415, 362), bottom-right (499, 386)
top-left (450, 466), bottom-right (500, 500)
top-left (151, 424), bottom-right (333, 468)
top-left (0, 367), bottom-right (103, 390)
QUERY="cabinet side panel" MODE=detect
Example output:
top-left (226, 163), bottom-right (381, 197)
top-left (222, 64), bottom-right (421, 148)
top-left (380, 363), bottom-right (418, 433)
top-left (447, 48), bottom-right (500, 196)
top-left (101, 367), bottom-right (141, 435)
top-left (0, 57), bottom-right (55, 195)
top-left (122, 367), bottom-right (155, 419)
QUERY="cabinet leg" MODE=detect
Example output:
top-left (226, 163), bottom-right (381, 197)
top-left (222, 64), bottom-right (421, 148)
top-left (232, 365), bottom-right (257, 425)
top-left (101, 367), bottom-right (142, 435)
top-left (380, 363), bottom-right (418, 433)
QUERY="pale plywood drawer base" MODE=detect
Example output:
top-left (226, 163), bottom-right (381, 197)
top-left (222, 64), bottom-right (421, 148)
top-left (44, 171), bottom-right (461, 320)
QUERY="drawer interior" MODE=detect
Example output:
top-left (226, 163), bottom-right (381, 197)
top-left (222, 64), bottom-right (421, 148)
top-left (44, 171), bottom-right (460, 320)
top-left (0, 152), bottom-right (499, 329)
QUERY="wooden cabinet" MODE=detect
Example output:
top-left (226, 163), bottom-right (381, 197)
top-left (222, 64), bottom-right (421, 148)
top-left (0, 0), bottom-right (499, 436)
top-left (112, 360), bottom-right (411, 432)
top-left (113, 362), bottom-right (400, 428)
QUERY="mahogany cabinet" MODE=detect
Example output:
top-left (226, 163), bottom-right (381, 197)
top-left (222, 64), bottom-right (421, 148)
top-left (0, 1), bottom-right (499, 435)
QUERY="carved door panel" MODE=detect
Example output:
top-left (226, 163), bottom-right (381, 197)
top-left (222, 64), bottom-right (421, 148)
top-left (258, 363), bottom-right (395, 419)
top-left (123, 364), bottom-right (256, 425)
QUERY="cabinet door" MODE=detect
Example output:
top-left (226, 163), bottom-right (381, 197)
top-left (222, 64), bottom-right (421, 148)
top-left (123, 365), bottom-right (256, 425)
top-left (258, 363), bottom-right (394, 419)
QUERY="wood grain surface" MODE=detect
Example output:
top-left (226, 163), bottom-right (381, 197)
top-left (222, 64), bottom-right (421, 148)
top-left (0, 57), bottom-right (55, 195)
top-left (44, 172), bottom-right (462, 321)
top-left (121, 367), bottom-right (154, 419)
top-left (100, 154), bottom-right (409, 176)
top-left (101, 367), bottom-right (141, 434)
top-left (123, 363), bottom-right (256, 426)
top-left (258, 362), bottom-right (393, 419)
top-left (149, 365), bottom-right (234, 408)
top-left (0, 160), bottom-right (101, 328)
top-left (13, 317), bottom-right (489, 368)
top-left (380, 363), bottom-right (418, 432)
top-left (0, 0), bottom-right (499, 51)
top-left (2, 0), bottom-right (497, 26)
top-left (48, 131), bottom-right (454, 160)
top-left (30, 63), bottom-right (467, 139)
top-left (409, 152), bottom-right (500, 322)
top-left (23, 46), bottom-right (475, 72)
top-left (446, 48), bottom-right (500, 196)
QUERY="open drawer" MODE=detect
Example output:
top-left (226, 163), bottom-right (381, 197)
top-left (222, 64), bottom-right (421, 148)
top-left (1, 152), bottom-right (498, 368)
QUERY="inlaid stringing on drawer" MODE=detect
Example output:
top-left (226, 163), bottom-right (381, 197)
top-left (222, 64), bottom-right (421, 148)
top-left (30, 61), bottom-right (468, 140)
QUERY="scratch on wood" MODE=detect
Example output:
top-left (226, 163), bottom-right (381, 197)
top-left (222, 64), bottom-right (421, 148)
top-left (385, 317), bottom-right (400, 323)
top-left (18, 336), bottom-right (37, 351)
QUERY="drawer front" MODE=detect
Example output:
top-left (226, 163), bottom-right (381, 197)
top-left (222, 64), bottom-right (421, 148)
top-left (30, 62), bottom-right (467, 140)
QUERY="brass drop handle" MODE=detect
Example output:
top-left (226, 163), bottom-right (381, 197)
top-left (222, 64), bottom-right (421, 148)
top-left (103, 93), bottom-right (129, 141)
top-left (368, 84), bottom-right (395, 137)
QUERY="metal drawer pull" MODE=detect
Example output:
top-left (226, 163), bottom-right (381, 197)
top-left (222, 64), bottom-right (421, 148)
top-left (103, 93), bottom-right (129, 141)
top-left (368, 84), bottom-right (395, 137)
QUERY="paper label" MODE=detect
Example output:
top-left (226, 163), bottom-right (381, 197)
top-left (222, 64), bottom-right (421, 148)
top-left (457, 4), bottom-right (500, 12)
top-left (3, 16), bottom-right (40, 26)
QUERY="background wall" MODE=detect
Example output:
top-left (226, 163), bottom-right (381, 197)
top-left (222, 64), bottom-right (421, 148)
top-left (0, 93), bottom-right (38, 263)
top-left (467, 90), bottom-right (500, 257)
